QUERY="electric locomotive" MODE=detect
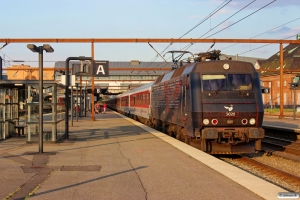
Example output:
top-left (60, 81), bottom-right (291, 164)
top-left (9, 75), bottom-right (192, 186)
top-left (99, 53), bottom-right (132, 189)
top-left (107, 50), bottom-right (265, 154)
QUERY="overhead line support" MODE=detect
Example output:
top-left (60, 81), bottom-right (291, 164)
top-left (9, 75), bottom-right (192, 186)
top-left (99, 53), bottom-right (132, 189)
top-left (1, 38), bottom-right (300, 44)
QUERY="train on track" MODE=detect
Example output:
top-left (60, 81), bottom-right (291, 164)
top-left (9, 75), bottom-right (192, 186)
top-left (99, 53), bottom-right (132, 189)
top-left (106, 50), bottom-right (265, 154)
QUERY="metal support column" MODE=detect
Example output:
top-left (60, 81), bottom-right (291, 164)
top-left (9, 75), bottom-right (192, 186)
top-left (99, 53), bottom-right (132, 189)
top-left (76, 83), bottom-right (78, 121)
top-left (293, 86), bottom-right (297, 120)
top-left (0, 56), bottom-right (2, 80)
top-left (91, 42), bottom-right (95, 121)
top-left (71, 87), bottom-right (73, 126)
top-left (279, 43), bottom-right (284, 119)
top-left (38, 47), bottom-right (44, 153)
top-left (65, 57), bottom-right (92, 139)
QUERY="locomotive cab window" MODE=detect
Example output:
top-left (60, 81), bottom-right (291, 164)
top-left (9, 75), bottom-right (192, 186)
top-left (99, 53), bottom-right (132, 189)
top-left (228, 74), bottom-right (252, 91)
top-left (202, 74), bottom-right (226, 91)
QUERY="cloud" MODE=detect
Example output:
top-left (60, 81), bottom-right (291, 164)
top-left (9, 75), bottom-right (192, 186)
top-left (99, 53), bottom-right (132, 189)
top-left (268, 26), bottom-right (300, 38)
top-left (268, 26), bottom-right (293, 34)
top-left (252, 0), bottom-right (300, 9)
top-left (188, 15), bottom-right (203, 19)
top-left (210, 0), bottom-right (300, 10)
top-left (214, 20), bottom-right (234, 30)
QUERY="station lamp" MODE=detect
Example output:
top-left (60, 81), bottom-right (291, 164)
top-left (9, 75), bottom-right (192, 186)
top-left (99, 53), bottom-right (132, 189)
top-left (27, 44), bottom-right (54, 53)
top-left (27, 44), bottom-right (54, 153)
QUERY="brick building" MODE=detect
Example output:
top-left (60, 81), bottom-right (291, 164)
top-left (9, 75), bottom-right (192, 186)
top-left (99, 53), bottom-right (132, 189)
top-left (6, 65), bottom-right (55, 80)
top-left (258, 44), bottom-right (300, 107)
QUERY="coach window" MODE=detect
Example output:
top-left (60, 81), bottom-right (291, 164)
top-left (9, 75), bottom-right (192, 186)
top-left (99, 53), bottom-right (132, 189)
top-left (146, 94), bottom-right (149, 105)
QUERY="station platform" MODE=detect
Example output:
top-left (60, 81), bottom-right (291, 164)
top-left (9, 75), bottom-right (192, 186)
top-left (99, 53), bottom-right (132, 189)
top-left (0, 110), bottom-right (287, 200)
top-left (263, 115), bottom-right (300, 134)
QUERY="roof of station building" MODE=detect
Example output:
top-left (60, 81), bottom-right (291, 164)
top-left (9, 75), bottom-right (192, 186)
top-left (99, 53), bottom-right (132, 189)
top-left (257, 44), bottom-right (300, 76)
top-left (54, 61), bottom-right (173, 76)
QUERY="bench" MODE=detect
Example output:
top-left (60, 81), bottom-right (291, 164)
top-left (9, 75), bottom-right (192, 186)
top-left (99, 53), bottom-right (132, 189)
top-left (15, 124), bottom-right (27, 137)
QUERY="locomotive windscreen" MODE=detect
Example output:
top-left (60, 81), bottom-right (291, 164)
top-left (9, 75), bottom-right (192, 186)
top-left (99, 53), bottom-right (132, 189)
top-left (202, 74), bottom-right (226, 91)
top-left (202, 74), bottom-right (252, 91)
top-left (228, 74), bottom-right (252, 91)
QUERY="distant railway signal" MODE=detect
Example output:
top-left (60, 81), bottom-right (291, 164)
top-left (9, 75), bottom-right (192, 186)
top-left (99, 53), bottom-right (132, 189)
top-left (261, 87), bottom-right (270, 94)
top-left (290, 83), bottom-right (299, 88)
top-left (290, 74), bottom-right (300, 89)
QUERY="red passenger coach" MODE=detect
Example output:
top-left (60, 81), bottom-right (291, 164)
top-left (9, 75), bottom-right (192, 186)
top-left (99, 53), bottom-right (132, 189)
top-left (107, 82), bottom-right (153, 124)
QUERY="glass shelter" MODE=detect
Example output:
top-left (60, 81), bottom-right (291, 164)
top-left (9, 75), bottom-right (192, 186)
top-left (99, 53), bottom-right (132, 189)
top-left (0, 80), bottom-right (66, 142)
top-left (0, 86), bottom-right (19, 138)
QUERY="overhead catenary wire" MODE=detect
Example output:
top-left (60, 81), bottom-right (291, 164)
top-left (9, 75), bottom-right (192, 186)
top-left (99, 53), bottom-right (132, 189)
top-left (198, 0), bottom-right (256, 41)
top-left (205, 0), bottom-right (276, 39)
top-left (182, 0), bottom-right (277, 52)
top-left (144, 0), bottom-right (232, 70)
top-left (159, 0), bottom-right (232, 54)
top-left (221, 17), bottom-right (300, 51)
top-left (237, 34), bottom-right (298, 55)
top-left (181, 0), bottom-right (257, 51)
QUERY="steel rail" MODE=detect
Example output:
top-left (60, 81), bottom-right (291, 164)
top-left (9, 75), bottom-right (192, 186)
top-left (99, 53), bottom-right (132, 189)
top-left (265, 135), bottom-right (300, 143)
top-left (237, 156), bottom-right (300, 186)
top-left (262, 136), bottom-right (300, 156)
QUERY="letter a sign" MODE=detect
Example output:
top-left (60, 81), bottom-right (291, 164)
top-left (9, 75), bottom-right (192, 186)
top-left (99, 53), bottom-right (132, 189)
top-left (93, 60), bottom-right (109, 77)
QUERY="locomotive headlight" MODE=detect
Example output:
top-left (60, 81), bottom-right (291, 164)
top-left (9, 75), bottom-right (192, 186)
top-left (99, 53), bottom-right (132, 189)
top-left (249, 118), bottom-right (256, 125)
top-left (223, 63), bottom-right (230, 70)
top-left (203, 119), bottom-right (209, 125)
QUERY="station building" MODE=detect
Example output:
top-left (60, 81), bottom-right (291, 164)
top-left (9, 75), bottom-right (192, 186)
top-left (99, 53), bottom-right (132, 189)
top-left (5, 55), bottom-right (260, 93)
top-left (257, 44), bottom-right (300, 107)
top-left (5, 61), bottom-right (173, 95)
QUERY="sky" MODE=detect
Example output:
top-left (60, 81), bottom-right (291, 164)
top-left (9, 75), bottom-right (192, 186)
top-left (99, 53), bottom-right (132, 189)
top-left (0, 0), bottom-right (299, 67)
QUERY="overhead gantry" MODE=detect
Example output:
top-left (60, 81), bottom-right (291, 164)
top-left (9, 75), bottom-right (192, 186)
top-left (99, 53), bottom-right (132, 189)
top-left (1, 37), bottom-right (300, 119)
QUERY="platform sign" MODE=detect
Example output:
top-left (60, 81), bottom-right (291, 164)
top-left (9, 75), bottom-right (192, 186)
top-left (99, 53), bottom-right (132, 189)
top-left (93, 60), bottom-right (109, 77)
top-left (297, 34), bottom-right (300, 40)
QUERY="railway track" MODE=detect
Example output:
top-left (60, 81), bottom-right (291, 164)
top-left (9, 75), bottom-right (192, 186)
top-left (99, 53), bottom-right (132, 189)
top-left (262, 136), bottom-right (300, 156)
top-left (237, 156), bottom-right (300, 189)
top-left (218, 155), bottom-right (300, 193)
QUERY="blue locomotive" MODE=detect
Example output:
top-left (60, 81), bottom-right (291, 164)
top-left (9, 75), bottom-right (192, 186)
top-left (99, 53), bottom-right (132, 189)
top-left (107, 50), bottom-right (265, 154)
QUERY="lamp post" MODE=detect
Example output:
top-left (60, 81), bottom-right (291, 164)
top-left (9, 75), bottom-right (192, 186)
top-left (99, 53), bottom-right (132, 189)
top-left (27, 44), bottom-right (54, 153)
top-left (76, 83), bottom-right (79, 122)
top-left (0, 56), bottom-right (3, 80)
top-left (65, 57), bottom-right (92, 139)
